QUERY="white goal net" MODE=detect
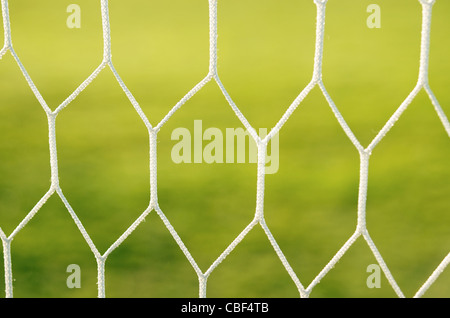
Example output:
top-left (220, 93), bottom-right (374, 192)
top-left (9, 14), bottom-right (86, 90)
top-left (0, 0), bottom-right (449, 298)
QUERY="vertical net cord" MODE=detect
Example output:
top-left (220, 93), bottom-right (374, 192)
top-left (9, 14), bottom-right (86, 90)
top-left (0, 1), bottom-right (56, 296)
top-left (0, 0), bottom-right (448, 298)
top-left (1, 240), bottom-right (11, 298)
top-left (418, 0), bottom-right (450, 137)
top-left (412, 0), bottom-right (450, 296)
top-left (1, 0), bottom-right (11, 53)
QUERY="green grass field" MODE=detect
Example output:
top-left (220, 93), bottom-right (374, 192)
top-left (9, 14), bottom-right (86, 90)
top-left (0, 0), bottom-right (449, 298)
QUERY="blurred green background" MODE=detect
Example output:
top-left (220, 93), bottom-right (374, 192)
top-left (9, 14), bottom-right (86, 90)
top-left (0, 0), bottom-right (449, 298)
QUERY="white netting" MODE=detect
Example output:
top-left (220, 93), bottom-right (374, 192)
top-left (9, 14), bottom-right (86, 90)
top-left (0, 0), bottom-right (449, 298)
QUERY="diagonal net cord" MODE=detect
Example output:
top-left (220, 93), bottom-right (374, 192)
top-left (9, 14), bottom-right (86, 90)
top-left (0, 0), bottom-right (449, 298)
